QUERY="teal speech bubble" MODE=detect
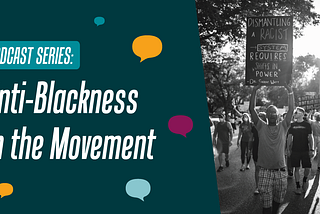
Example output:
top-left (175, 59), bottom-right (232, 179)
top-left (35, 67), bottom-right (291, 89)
top-left (125, 179), bottom-right (151, 201)
top-left (94, 16), bottom-right (105, 26)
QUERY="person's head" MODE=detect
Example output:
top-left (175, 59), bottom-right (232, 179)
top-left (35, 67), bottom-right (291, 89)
top-left (258, 112), bottom-right (267, 122)
top-left (242, 113), bottom-right (251, 123)
top-left (218, 114), bottom-right (225, 122)
top-left (314, 112), bottom-right (320, 122)
top-left (266, 105), bottom-right (279, 125)
top-left (294, 107), bottom-right (305, 121)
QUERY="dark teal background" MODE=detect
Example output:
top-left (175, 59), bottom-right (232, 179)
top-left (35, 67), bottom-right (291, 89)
top-left (0, 0), bottom-right (221, 213)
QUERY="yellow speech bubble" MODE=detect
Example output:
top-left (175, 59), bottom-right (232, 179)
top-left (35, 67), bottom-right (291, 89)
top-left (0, 183), bottom-right (13, 198)
top-left (132, 35), bottom-right (162, 62)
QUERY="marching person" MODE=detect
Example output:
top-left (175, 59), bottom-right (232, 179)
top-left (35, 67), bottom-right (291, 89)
top-left (310, 112), bottom-right (320, 171)
top-left (249, 83), bottom-right (294, 214)
top-left (237, 113), bottom-right (254, 171)
top-left (213, 114), bottom-right (233, 172)
top-left (287, 107), bottom-right (315, 195)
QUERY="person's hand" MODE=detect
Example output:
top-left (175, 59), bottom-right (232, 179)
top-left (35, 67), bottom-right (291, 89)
top-left (309, 150), bottom-right (315, 159)
top-left (287, 150), bottom-right (291, 157)
top-left (284, 81), bottom-right (293, 93)
top-left (253, 83), bottom-right (261, 91)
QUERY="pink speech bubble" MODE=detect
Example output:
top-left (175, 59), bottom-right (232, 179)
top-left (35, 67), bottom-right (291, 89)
top-left (168, 115), bottom-right (193, 137)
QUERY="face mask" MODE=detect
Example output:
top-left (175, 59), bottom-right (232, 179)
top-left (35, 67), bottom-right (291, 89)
top-left (243, 118), bottom-right (248, 122)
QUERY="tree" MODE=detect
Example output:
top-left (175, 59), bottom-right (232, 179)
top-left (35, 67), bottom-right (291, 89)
top-left (204, 53), bottom-right (242, 117)
top-left (196, 0), bottom-right (320, 48)
top-left (199, 0), bottom-right (320, 114)
top-left (266, 55), bottom-right (320, 107)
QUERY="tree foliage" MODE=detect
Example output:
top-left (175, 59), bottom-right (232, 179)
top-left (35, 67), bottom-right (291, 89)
top-left (266, 54), bottom-right (320, 107)
top-left (199, 0), bottom-right (320, 113)
top-left (196, 0), bottom-right (320, 48)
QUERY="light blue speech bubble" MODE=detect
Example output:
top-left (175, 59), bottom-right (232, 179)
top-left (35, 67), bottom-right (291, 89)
top-left (94, 16), bottom-right (105, 26)
top-left (125, 179), bottom-right (151, 201)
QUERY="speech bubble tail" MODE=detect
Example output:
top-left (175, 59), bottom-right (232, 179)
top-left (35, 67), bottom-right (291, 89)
top-left (140, 58), bottom-right (145, 63)
top-left (0, 195), bottom-right (3, 198)
top-left (182, 134), bottom-right (187, 137)
top-left (140, 198), bottom-right (144, 202)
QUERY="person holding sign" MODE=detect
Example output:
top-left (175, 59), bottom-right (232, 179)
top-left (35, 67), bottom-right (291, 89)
top-left (249, 83), bottom-right (294, 214)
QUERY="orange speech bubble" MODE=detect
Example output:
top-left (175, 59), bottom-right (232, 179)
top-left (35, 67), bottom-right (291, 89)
top-left (0, 183), bottom-right (13, 198)
top-left (132, 35), bottom-right (162, 62)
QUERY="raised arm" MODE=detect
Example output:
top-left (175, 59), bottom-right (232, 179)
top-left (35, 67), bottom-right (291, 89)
top-left (249, 84), bottom-right (261, 126)
top-left (284, 83), bottom-right (294, 127)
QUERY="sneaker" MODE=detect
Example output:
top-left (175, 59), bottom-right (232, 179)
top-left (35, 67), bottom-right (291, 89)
top-left (240, 165), bottom-right (245, 171)
top-left (217, 166), bottom-right (224, 172)
top-left (294, 187), bottom-right (302, 195)
top-left (254, 189), bottom-right (259, 195)
top-left (302, 181), bottom-right (309, 192)
top-left (246, 165), bottom-right (250, 170)
top-left (226, 160), bottom-right (230, 167)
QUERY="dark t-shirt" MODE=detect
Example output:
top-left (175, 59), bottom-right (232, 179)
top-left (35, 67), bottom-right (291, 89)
top-left (214, 121), bottom-right (232, 144)
top-left (288, 121), bottom-right (312, 152)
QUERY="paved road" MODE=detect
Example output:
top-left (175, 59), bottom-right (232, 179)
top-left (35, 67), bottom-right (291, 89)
top-left (214, 129), bottom-right (320, 214)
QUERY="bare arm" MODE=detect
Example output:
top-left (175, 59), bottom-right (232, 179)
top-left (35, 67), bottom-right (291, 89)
top-left (308, 134), bottom-right (314, 150)
top-left (284, 83), bottom-right (294, 127)
top-left (308, 134), bottom-right (315, 158)
top-left (227, 122), bottom-right (233, 142)
top-left (213, 126), bottom-right (217, 146)
top-left (249, 85), bottom-right (261, 126)
top-left (237, 126), bottom-right (242, 146)
top-left (287, 134), bottom-right (293, 156)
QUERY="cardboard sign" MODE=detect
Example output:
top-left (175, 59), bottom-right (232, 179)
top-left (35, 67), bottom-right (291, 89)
top-left (246, 16), bottom-right (293, 85)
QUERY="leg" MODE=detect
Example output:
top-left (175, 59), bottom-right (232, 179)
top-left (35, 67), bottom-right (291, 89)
top-left (272, 170), bottom-right (287, 214)
top-left (223, 143), bottom-right (230, 167)
top-left (263, 208), bottom-right (272, 214)
top-left (301, 151), bottom-right (312, 191)
top-left (247, 148), bottom-right (252, 167)
top-left (272, 201), bottom-right (280, 214)
top-left (294, 167), bottom-right (300, 186)
top-left (258, 168), bottom-right (273, 213)
top-left (240, 141), bottom-right (247, 170)
top-left (225, 153), bottom-right (229, 162)
top-left (254, 162), bottom-right (260, 194)
top-left (317, 141), bottom-right (320, 170)
top-left (216, 140), bottom-right (224, 172)
top-left (291, 152), bottom-right (302, 194)
top-left (286, 155), bottom-right (293, 176)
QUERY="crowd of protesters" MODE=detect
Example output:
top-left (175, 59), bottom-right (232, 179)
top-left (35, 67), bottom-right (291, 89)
top-left (211, 84), bottom-right (320, 214)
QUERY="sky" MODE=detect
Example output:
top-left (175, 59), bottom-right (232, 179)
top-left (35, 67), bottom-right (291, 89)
top-left (293, 0), bottom-right (320, 58)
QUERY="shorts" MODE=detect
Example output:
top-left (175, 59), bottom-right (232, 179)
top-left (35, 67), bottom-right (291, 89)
top-left (216, 139), bottom-right (229, 154)
top-left (290, 151), bottom-right (311, 168)
top-left (258, 167), bottom-right (287, 208)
